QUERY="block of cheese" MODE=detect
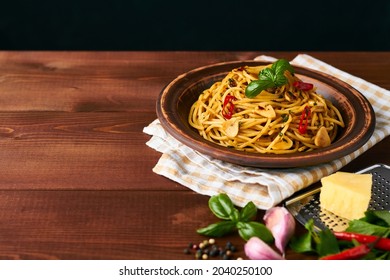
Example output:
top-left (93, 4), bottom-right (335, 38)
top-left (319, 172), bottom-right (372, 220)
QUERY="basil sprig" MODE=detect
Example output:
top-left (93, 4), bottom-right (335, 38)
top-left (197, 193), bottom-right (273, 243)
top-left (245, 59), bottom-right (295, 98)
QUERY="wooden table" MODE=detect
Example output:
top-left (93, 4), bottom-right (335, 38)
top-left (0, 51), bottom-right (388, 260)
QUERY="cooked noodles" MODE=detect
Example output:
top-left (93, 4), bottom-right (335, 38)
top-left (188, 64), bottom-right (344, 154)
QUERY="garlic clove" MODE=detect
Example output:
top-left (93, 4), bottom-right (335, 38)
top-left (256, 104), bottom-right (276, 119)
top-left (244, 237), bottom-right (284, 260)
top-left (264, 207), bottom-right (296, 255)
top-left (222, 117), bottom-right (240, 138)
top-left (272, 136), bottom-right (293, 150)
top-left (314, 126), bottom-right (331, 147)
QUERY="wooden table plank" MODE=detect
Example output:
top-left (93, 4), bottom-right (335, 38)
top-left (0, 52), bottom-right (388, 112)
top-left (0, 189), bottom-right (317, 260)
top-left (0, 111), bottom-right (167, 190)
top-left (0, 190), bottom-right (250, 260)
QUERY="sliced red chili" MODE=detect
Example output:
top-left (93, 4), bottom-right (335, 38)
top-left (298, 106), bottom-right (311, 134)
top-left (293, 81), bottom-right (314, 91)
top-left (222, 95), bottom-right (237, 119)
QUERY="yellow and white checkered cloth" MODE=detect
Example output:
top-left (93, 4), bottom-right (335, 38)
top-left (143, 54), bottom-right (390, 209)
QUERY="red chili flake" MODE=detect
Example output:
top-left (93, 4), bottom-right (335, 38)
top-left (298, 106), bottom-right (311, 134)
top-left (222, 95), bottom-right (237, 119)
top-left (293, 81), bottom-right (314, 91)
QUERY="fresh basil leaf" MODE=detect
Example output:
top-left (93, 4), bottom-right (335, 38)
top-left (237, 221), bottom-right (274, 242)
top-left (208, 193), bottom-right (235, 220)
top-left (240, 201), bottom-right (257, 222)
top-left (316, 228), bottom-right (340, 257)
top-left (274, 74), bottom-right (288, 87)
top-left (245, 59), bottom-right (295, 98)
top-left (245, 79), bottom-right (275, 98)
top-left (346, 220), bottom-right (389, 236)
top-left (259, 68), bottom-right (276, 82)
top-left (272, 59), bottom-right (295, 76)
top-left (289, 232), bottom-right (314, 253)
top-left (271, 59), bottom-right (294, 87)
top-left (230, 207), bottom-right (240, 222)
top-left (196, 221), bottom-right (236, 237)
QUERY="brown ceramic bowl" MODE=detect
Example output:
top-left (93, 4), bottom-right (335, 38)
top-left (156, 61), bottom-right (375, 168)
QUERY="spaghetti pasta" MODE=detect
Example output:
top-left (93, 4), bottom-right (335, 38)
top-left (188, 63), bottom-right (345, 154)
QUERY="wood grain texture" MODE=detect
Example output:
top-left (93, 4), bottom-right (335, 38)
top-left (0, 51), bottom-right (388, 260)
top-left (0, 190), bottom-right (313, 260)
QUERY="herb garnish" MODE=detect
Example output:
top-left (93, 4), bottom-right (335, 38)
top-left (197, 193), bottom-right (273, 243)
top-left (245, 59), bottom-right (295, 98)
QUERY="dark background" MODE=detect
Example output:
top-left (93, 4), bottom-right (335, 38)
top-left (0, 0), bottom-right (389, 51)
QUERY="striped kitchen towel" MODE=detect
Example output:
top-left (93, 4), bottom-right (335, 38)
top-left (143, 54), bottom-right (390, 209)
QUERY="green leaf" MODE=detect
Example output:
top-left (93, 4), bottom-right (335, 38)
top-left (240, 201), bottom-right (257, 222)
top-left (303, 219), bottom-right (319, 242)
top-left (259, 68), bottom-right (275, 82)
top-left (289, 232), bottom-right (314, 253)
top-left (230, 208), bottom-right (240, 222)
top-left (245, 59), bottom-right (295, 98)
top-left (245, 79), bottom-right (275, 98)
top-left (196, 221), bottom-right (236, 237)
top-left (208, 193), bottom-right (235, 220)
top-left (346, 220), bottom-right (390, 236)
top-left (274, 74), bottom-right (288, 87)
top-left (271, 59), bottom-right (293, 87)
top-left (237, 221), bottom-right (274, 242)
top-left (304, 219), bottom-right (314, 231)
top-left (362, 210), bottom-right (390, 227)
top-left (271, 59), bottom-right (295, 76)
top-left (289, 218), bottom-right (322, 254)
top-left (316, 229), bottom-right (340, 257)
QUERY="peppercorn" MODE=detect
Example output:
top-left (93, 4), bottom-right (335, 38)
top-left (195, 250), bottom-right (202, 260)
top-left (209, 247), bottom-right (219, 257)
top-left (225, 241), bottom-right (233, 249)
top-left (184, 240), bottom-right (239, 260)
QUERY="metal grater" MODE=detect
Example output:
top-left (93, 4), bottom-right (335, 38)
top-left (284, 164), bottom-right (390, 232)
